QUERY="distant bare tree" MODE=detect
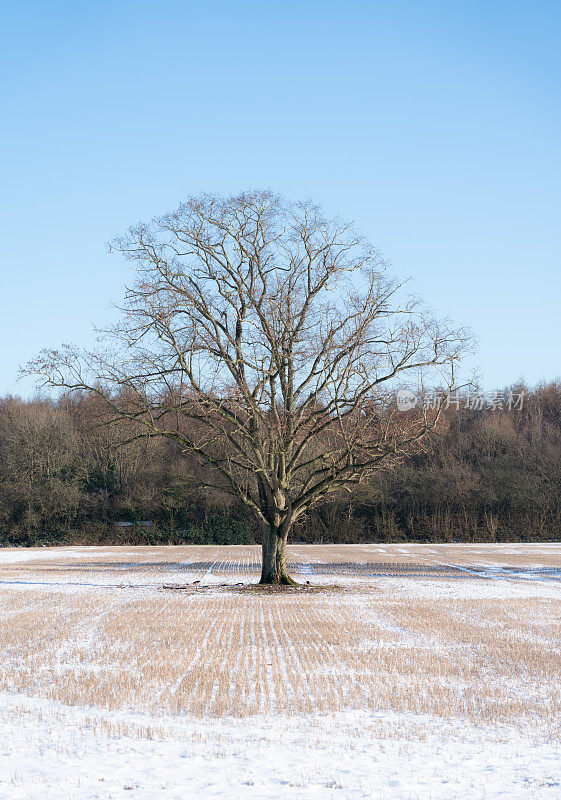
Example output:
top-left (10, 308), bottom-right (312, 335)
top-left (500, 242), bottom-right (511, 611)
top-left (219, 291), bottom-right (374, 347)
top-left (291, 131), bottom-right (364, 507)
top-left (26, 191), bottom-right (468, 583)
top-left (0, 397), bottom-right (83, 535)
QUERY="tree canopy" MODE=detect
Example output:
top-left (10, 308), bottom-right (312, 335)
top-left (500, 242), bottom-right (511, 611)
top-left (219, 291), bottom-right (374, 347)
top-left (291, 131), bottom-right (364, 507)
top-left (27, 191), bottom-right (469, 583)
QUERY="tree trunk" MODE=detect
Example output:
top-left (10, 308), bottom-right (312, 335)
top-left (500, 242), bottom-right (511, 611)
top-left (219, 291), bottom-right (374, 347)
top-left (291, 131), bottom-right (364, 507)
top-left (259, 523), bottom-right (298, 585)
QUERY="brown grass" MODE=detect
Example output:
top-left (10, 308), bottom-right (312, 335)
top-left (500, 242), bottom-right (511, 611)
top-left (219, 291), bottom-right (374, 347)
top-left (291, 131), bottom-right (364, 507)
top-left (0, 543), bottom-right (559, 736)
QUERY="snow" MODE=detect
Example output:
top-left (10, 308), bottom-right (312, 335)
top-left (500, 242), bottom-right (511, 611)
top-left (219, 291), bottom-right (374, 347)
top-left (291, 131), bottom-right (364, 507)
top-left (381, 576), bottom-right (561, 600)
top-left (1, 543), bottom-right (560, 799)
top-left (1, 694), bottom-right (560, 800)
top-left (0, 547), bottom-right (109, 565)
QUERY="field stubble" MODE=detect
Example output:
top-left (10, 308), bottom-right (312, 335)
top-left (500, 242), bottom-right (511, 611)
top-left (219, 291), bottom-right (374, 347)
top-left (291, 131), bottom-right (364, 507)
top-left (0, 543), bottom-right (560, 738)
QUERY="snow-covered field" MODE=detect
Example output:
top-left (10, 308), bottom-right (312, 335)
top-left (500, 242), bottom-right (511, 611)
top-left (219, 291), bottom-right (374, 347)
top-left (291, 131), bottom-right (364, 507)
top-left (0, 543), bottom-right (560, 799)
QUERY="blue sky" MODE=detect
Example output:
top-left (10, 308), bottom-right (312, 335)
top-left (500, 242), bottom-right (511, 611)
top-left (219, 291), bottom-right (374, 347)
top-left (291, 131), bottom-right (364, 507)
top-left (2, 0), bottom-right (560, 396)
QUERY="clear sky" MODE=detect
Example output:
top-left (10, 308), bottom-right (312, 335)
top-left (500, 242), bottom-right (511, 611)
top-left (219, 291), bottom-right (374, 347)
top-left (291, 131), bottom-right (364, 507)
top-left (2, 0), bottom-right (560, 396)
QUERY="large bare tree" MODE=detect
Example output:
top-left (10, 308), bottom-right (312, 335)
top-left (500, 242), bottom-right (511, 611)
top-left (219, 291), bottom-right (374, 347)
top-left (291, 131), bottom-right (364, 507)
top-left (27, 191), bottom-right (468, 584)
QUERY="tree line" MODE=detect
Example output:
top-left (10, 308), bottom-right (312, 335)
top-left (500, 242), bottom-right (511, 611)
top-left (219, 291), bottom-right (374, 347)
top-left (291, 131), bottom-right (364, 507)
top-left (1, 381), bottom-right (559, 547)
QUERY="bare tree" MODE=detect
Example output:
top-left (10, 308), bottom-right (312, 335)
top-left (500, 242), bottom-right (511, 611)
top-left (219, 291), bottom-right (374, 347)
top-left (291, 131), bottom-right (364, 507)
top-left (26, 191), bottom-right (468, 583)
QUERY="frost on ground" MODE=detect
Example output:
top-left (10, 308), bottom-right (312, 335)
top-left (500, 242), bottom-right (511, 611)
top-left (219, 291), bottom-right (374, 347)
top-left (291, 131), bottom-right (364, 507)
top-left (0, 543), bottom-right (560, 799)
top-left (1, 696), bottom-right (560, 800)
